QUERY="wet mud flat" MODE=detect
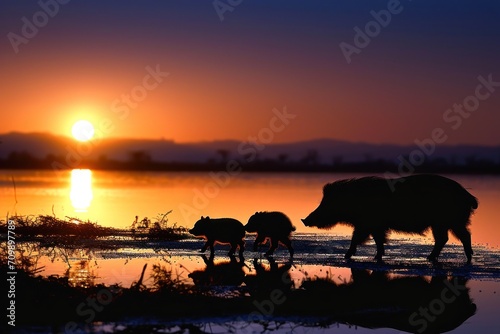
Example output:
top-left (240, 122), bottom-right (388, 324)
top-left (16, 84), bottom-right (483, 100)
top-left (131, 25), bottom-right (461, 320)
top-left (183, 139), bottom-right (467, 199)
top-left (4, 234), bottom-right (500, 333)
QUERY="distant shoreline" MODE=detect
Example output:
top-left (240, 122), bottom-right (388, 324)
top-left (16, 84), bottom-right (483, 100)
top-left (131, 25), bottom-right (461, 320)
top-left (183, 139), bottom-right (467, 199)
top-left (2, 133), bottom-right (499, 175)
top-left (1, 159), bottom-right (499, 175)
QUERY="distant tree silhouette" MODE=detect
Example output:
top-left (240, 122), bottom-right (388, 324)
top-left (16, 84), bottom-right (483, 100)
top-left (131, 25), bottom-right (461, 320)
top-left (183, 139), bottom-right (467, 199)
top-left (128, 150), bottom-right (152, 166)
top-left (44, 153), bottom-right (57, 162)
top-left (9, 151), bottom-right (30, 161)
top-left (431, 157), bottom-right (449, 167)
top-left (8, 151), bottom-right (36, 165)
top-left (332, 155), bottom-right (343, 166)
top-left (1, 145), bottom-right (499, 174)
top-left (300, 149), bottom-right (319, 165)
top-left (216, 149), bottom-right (230, 163)
top-left (277, 153), bottom-right (289, 164)
top-left (465, 155), bottom-right (477, 167)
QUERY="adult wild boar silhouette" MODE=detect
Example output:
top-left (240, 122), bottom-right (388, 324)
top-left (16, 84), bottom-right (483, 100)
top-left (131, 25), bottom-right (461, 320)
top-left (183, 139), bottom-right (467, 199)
top-left (302, 174), bottom-right (478, 262)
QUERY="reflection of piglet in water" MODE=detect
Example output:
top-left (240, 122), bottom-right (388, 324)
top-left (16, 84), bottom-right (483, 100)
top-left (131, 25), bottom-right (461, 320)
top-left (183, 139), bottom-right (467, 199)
top-left (244, 257), bottom-right (293, 296)
top-left (188, 255), bottom-right (245, 287)
top-left (189, 216), bottom-right (245, 258)
top-left (245, 211), bottom-right (296, 256)
top-left (302, 174), bottom-right (478, 263)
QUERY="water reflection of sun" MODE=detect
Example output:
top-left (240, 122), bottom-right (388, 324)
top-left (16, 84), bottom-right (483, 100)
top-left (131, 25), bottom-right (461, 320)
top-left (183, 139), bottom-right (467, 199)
top-left (70, 169), bottom-right (93, 212)
top-left (67, 260), bottom-right (96, 288)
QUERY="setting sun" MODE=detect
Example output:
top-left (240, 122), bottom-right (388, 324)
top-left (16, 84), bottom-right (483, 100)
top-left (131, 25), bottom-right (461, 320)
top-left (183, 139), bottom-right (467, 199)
top-left (71, 120), bottom-right (95, 142)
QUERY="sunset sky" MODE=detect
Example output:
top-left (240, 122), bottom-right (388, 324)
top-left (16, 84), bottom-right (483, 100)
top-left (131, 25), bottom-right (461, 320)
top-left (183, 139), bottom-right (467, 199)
top-left (1, 0), bottom-right (499, 145)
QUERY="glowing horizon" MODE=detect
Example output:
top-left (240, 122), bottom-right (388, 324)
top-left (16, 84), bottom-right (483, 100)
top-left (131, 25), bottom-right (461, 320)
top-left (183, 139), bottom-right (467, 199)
top-left (1, 1), bottom-right (499, 146)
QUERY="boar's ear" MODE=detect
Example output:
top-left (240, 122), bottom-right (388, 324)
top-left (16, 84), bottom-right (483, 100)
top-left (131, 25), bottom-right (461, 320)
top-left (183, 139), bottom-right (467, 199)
top-left (206, 216), bottom-right (210, 220)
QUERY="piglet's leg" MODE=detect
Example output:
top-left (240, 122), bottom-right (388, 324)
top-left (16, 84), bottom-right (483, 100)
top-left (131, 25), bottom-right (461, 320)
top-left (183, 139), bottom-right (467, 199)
top-left (253, 235), bottom-right (265, 251)
top-left (238, 240), bottom-right (245, 258)
top-left (280, 237), bottom-right (294, 257)
top-left (265, 237), bottom-right (279, 256)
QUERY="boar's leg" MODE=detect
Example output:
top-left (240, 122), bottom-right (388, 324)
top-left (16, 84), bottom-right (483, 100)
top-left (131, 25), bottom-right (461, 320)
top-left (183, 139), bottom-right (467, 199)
top-left (372, 230), bottom-right (387, 261)
top-left (451, 225), bottom-right (473, 263)
top-left (201, 240), bottom-right (210, 253)
top-left (253, 235), bottom-right (266, 251)
top-left (207, 240), bottom-right (215, 257)
top-left (201, 254), bottom-right (213, 265)
top-left (345, 229), bottom-right (370, 259)
top-left (209, 246), bottom-right (215, 257)
top-left (228, 242), bottom-right (238, 256)
top-left (265, 237), bottom-right (279, 256)
top-left (280, 237), bottom-right (294, 257)
top-left (427, 227), bottom-right (449, 262)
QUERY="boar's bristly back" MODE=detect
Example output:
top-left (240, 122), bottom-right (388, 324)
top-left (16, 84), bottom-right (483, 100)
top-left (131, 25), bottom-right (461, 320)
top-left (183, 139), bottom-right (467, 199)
top-left (323, 177), bottom-right (388, 197)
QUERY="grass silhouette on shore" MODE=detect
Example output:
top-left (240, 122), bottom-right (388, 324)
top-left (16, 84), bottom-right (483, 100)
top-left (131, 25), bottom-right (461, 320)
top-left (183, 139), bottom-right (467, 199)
top-left (1, 211), bottom-right (190, 242)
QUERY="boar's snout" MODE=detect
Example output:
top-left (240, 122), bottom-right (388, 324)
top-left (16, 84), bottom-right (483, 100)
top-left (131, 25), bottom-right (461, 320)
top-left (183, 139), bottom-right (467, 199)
top-left (302, 209), bottom-right (322, 227)
top-left (244, 218), bottom-right (259, 232)
top-left (302, 207), bottom-right (337, 229)
top-left (244, 225), bottom-right (257, 233)
top-left (189, 227), bottom-right (202, 235)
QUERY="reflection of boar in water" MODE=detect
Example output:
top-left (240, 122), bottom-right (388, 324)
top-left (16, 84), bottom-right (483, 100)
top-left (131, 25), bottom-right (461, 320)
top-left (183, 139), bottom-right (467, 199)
top-left (302, 174), bottom-right (478, 262)
top-left (188, 255), bottom-right (245, 287)
top-left (245, 211), bottom-right (296, 256)
top-left (300, 269), bottom-right (476, 334)
top-left (189, 216), bottom-right (245, 258)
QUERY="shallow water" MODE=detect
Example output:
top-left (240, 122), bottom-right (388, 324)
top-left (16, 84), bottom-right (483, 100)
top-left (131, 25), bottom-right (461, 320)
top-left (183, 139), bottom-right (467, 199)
top-left (2, 170), bottom-right (500, 333)
top-left (1, 170), bottom-right (500, 247)
top-left (30, 234), bottom-right (500, 287)
top-left (9, 233), bottom-right (499, 333)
